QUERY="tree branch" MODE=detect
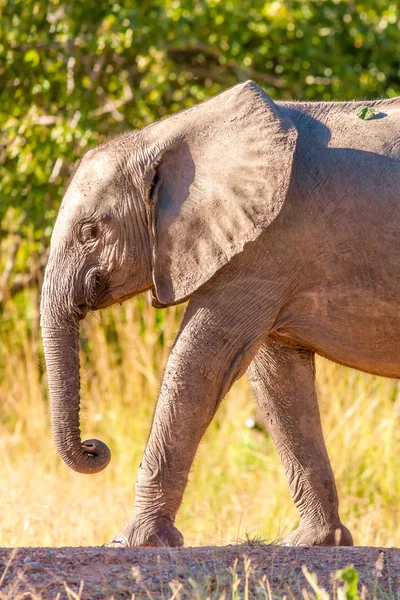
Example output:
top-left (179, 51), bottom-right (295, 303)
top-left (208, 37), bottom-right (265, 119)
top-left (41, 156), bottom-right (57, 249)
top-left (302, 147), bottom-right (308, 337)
top-left (165, 42), bottom-right (285, 88)
top-left (0, 247), bottom-right (50, 304)
top-left (0, 212), bottom-right (27, 292)
top-left (89, 82), bottom-right (133, 121)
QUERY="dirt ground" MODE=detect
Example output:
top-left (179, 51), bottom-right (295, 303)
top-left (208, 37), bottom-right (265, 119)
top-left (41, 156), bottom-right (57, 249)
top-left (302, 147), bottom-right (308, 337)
top-left (0, 545), bottom-right (399, 599)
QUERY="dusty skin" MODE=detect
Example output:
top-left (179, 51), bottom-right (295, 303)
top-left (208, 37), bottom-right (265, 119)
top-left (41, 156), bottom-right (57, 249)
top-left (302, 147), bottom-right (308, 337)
top-left (41, 80), bottom-right (400, 547)
top-left (0, 545), bottom-right (398, 599)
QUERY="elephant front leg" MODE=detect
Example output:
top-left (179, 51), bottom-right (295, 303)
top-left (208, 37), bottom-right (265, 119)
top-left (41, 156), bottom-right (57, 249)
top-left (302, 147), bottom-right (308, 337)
top-left (110, 300), bottom-right (260, 547)
top-left (247, 338), bottom-right (353, 547)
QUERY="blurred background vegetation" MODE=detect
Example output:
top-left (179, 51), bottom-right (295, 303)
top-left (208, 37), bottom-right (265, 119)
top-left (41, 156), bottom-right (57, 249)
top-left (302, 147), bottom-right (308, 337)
top-left (1, 0), bottom-right (400, 548)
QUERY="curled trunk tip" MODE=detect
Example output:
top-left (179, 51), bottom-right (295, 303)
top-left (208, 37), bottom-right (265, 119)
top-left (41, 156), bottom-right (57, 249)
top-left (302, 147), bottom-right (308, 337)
top-left (55, 435), bottom-right (112, 475)
top-left (78, 439), bottom-right (111, 474)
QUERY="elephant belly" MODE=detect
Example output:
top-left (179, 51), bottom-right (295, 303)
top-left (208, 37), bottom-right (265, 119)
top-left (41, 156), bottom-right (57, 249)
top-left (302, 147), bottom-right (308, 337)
top-left (273, 289), bottom-right (400, 378)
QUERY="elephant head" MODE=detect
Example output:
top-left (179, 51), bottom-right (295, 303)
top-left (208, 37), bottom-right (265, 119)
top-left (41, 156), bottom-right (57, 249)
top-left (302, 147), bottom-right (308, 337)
top-left (40, 81), bottom-right (297, 474)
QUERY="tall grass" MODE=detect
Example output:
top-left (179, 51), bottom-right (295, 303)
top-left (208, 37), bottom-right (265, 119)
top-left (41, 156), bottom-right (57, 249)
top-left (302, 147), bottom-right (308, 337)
top-left (1, 289), bottom-right (400, 548)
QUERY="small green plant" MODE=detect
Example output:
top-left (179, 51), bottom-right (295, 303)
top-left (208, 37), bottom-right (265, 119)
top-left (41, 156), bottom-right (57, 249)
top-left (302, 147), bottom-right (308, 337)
top-left (356, 106), bottom-right (377, 120)
top-left (303, 565), bottom-right (364, 600)
top-left (336, 567), bottom-right (363, 600)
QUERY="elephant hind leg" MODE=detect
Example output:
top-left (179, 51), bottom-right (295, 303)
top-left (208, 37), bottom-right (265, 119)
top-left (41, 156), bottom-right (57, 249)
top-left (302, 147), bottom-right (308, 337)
top-left (247, 338), bottom-right (353, 547)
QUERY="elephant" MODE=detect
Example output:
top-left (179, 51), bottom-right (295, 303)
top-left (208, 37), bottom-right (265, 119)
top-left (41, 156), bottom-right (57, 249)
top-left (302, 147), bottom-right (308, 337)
top-left (40, 80), bottom-right (400, 548)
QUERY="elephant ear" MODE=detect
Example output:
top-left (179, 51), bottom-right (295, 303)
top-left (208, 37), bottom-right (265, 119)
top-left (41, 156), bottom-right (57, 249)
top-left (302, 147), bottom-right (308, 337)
top-left (144, 80), bottom-right (298, 305)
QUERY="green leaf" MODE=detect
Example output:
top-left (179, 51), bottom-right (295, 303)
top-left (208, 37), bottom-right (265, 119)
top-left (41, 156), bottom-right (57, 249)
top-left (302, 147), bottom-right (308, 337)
top-left (356, 106), bottom-right (376, 120)
top-left (23, 48), bottom-right (40, 66)
top-left (336, 566), bottom-right (361, 600)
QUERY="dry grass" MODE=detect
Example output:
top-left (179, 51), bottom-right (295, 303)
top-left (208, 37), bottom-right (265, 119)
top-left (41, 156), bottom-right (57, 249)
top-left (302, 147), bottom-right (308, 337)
top-left (1, 289), bottom-right (400, 548)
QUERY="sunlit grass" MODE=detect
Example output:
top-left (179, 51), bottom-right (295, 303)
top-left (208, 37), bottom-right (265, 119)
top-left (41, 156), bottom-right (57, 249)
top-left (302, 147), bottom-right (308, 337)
top-left (1, 290), bottom-right (400, 548)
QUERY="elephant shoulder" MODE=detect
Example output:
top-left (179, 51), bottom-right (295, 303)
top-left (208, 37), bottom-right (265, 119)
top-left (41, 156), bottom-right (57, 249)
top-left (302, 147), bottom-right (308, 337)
top-left (280, 99), bottom-right (400, 159)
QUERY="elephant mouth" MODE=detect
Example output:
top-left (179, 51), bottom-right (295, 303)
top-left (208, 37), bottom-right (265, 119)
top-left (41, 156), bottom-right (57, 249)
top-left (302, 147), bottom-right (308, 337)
top-left (95, 284), bottom-right (153, 311)
top-left (75, 292), bottom-right (114, 317)
top-left (94, 292), bottom-right (114, 310)
top-left (77, 268), bottom-right (112, 314)
top-left (75, 303), bottom-right (90, 320)
top-left (74, 294), bottom-right (111, 317)
top-left (75, 287), bottom-right (110, 318)
top-left (77, 281), bottom-right (153, 315)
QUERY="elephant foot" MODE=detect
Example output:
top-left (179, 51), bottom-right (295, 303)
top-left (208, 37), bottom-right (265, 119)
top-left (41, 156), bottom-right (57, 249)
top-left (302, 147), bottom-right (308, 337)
top-left (109, 517), bottom-right (184, 548)
top-left (282, 522), bottom-right (353, 547)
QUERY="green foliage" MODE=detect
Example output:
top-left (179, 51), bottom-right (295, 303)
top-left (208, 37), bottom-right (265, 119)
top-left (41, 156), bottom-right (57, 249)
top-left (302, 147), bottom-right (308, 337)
top-left (336, 567), bottom-right (361, 600)
top-left (356, 106), bottom-right (377, 120)
top-left (1, 0), bottom-right (400, 295)
top-left (303, 565), bottom-right (362, 600)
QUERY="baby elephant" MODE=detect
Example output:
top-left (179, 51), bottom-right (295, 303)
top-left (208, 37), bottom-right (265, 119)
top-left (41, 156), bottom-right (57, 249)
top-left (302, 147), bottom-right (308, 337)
top-left (41, 81), bottom-right (400, 547)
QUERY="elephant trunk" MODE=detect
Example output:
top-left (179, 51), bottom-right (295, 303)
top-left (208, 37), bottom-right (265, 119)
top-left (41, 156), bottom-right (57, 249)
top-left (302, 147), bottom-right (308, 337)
top-left (41, 313), bottom-right (111, 475)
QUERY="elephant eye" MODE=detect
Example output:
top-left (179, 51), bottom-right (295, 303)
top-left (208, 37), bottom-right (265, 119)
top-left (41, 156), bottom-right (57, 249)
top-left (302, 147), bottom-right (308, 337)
top-left (89, 224), bottom-right (99, 238)
top-left (80, 223), bottom-right (100, 243)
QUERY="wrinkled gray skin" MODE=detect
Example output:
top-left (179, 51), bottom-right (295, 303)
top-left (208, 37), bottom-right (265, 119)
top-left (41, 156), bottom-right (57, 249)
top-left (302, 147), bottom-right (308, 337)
top-left (41, 81), bottom-right (400, 548)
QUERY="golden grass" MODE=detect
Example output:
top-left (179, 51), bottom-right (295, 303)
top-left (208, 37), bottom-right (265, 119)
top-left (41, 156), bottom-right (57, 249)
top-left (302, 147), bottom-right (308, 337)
top-left (1, 290), bottom-right (400, 548)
